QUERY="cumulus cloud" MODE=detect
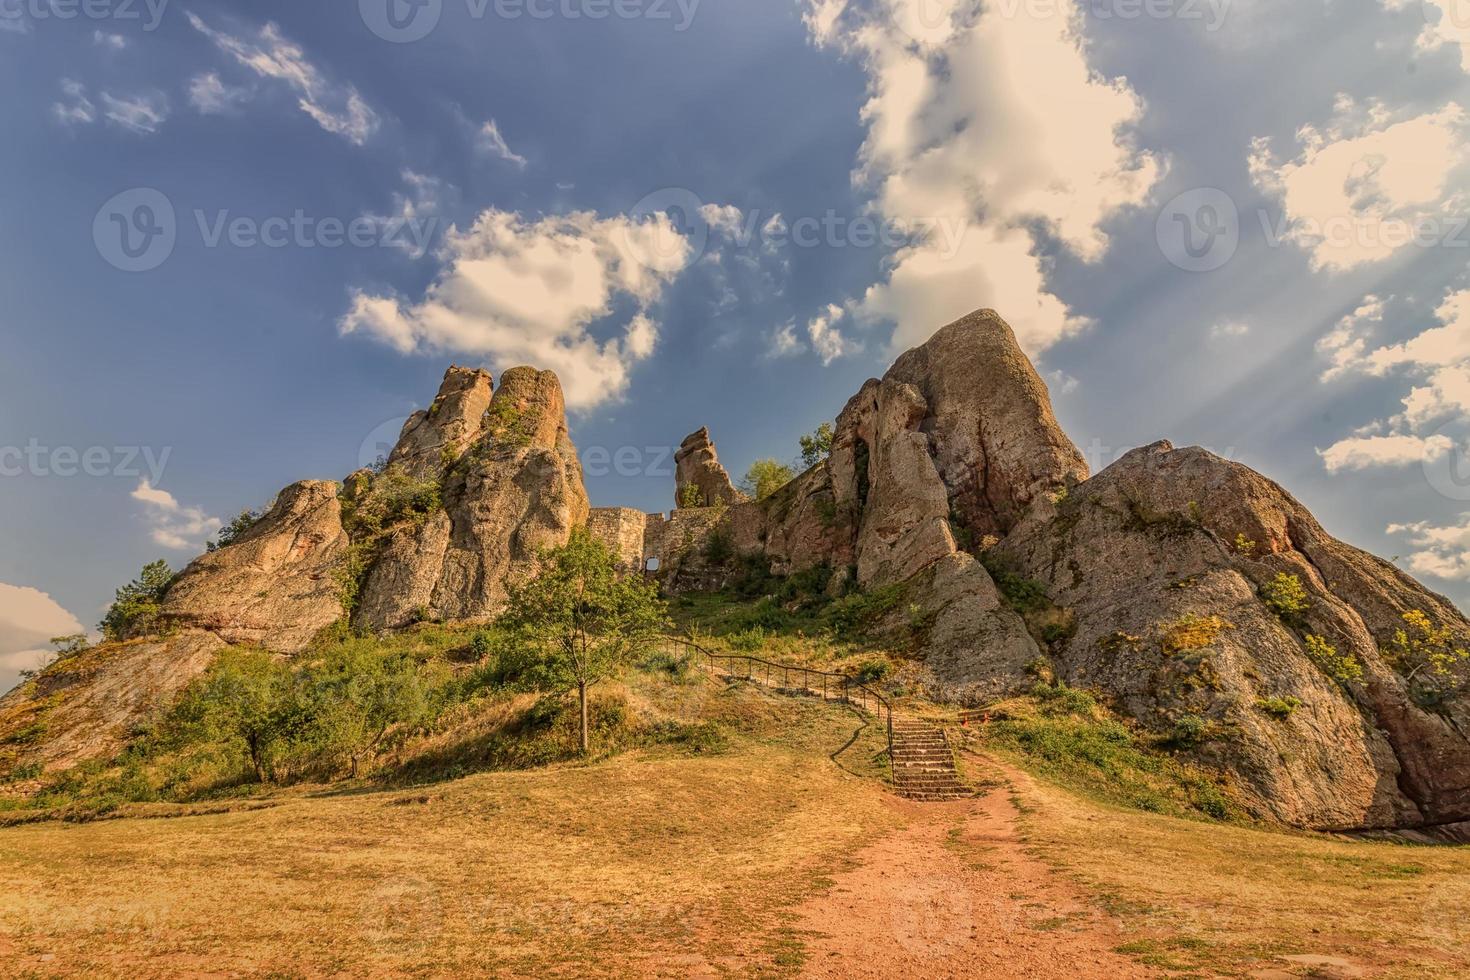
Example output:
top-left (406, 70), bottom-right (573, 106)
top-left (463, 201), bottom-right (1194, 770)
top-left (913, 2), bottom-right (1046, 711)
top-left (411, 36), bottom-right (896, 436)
top-left (807, 303), bottom-right (859, 365)
top-left (1388, 515), bottom-right (1470, 580)
top-left (1318, 288), bottom-right (1470, 471)
top-left (93, 30), bottom-right (128, 50)
top-left (187, 13), bottom-right (379, 145)
top-left (339, 209), bottom-right (691, 410)
top-left (805, 0), bottom-right (1160, 357)
top-left (0, 584), bottom-right (86, 695)
top-left (132, 480), bottom-right (222, 551)
top-left (1318, 432), bottom-right (1454, 472)
top-left (766, 320), bottom-right (803, 359)
top-left (1250, 98), bottom-right (1470, 271)
top-left (188, 72), bottom-right (253, 114)
top-left (1386, 0), bottom-right (1470, 71)
top-left (1210, 320), bottom-right (1252, 340)
top-left (477, 119), bottom-right (528, 168)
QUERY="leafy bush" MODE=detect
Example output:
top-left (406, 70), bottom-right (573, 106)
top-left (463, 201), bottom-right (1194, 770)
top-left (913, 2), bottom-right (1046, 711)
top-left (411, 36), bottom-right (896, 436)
top-left (1169, 714), bottom-right (1209, 749)
top-left (740, 459), bottom-right (794, 501)
top-left (207, 508), bottom-right (262, 552)
top-left (702, 528), bottom-right (734, 565)
top-left (798, 423), bottom-right (835, 470)
top-left (678, 483), bottom-right (705, 508)
top-left (1385, 609), bottom-right (1469, 704)
top-left (1304, 634), bottom-right (1363, 685)
top-left (853, 658), bottom-right (891, 685)
top-left (823, 584), bottom-right (905, 638)
top-left (99, 560), bottom-right (174, 642)
top-left (1255, 696), bottom-right (1302, 720)
top-left (1261, 573), bottom-right (1310, 619)
top-left (1234, 534), bottom-right (1257, 557)
top-left (1031, 681), bottom-right (1098, 716)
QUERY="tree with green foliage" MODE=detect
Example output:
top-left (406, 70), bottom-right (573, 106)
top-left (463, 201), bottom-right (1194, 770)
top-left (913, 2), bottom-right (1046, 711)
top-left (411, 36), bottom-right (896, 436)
top-left (99, 560), bottom-right (174, 642)
top-left (799, 422), bottom-right (835, 470)
top-left (1260, 572), bottom-right (1310, 620)
top-left (207, 508), bottom-right (262, 552)
top-left (499, 528), bottom-right (670, 754)
top-left (170, 648), bottom-right (294, 782)
top-left (297, 645), bottom-right (431, 778)
top-left (740, 459), bottom-right (795, 501)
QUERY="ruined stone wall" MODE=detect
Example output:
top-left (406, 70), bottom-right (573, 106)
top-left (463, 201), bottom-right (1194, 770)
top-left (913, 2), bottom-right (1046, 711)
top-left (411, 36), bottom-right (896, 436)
top-left (586, 507), bottom-right (649, 572)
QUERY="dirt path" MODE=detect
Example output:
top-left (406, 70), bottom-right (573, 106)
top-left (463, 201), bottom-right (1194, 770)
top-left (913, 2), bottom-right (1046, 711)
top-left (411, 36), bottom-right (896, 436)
top-left (795, 759), bottom-right (1155, 979)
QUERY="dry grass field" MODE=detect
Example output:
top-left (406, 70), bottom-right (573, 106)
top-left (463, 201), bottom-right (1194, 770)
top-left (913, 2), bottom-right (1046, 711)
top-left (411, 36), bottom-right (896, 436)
top-left (0, 670), bottom-right (1467, 978)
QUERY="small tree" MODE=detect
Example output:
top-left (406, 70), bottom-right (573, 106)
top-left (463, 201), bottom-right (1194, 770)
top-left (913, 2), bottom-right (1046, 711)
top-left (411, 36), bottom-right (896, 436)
top-left (799, 422), bottom-right (835, 470)
top-left (99, 560), bottom-right (174, 642)
top-left (740, 459), bottom-right (795, 501)
top-left (500, 528), bottom-right (670, 754)
top-left (172, 648), bottom-right (294, 782)
top-left (300, 646), bottom-right (430, 778)
top-left (207, 509), bottom-right (262, 552)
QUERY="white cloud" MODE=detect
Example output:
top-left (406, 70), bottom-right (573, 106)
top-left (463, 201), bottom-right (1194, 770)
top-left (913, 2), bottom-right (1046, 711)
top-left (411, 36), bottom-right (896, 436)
top-left (100, 90), bottom-right (170, 134)
top-left (52, 79), bottom-right (168, 134)
top-left (340, 208), bottom-right (691, 410)
top-left (1046, 369), bottom-right (1080, 396)
top-left (1250, 98), bottom-right (1470, 272)
top-left (806, 0), bottom-right (1160, 357)
top-left (1388, 515), bottom-right (1470, 580)
top-left (188, 72), bottom-right (253, 114)
top-left (766, 320), bottom-right (803, 359)
top-left (362, 169), bottom-right (448, 259)
top-left (187, 13), bottom-right (379, 145)
top-left (1210, 319), bottom-right (1252, 340)
top-left (477, 119), bottom-right (528, 168)
top-left (93, 30), bottom-right (128, 49)
top-left (1388, 0), bottom-right (1470, 71)
top-left (52, 78), bottom-right (96, 126)
top-left (132, 480), bottom-right (222, 551)
top-left (0, 583), bottom-right (86, 694)
top-left (1318, 433), bottom-right (1454, 472)
top-left (807, 302), bottom-right (858, 365)
top-left (1318, 295), bottom-right (1385, 380)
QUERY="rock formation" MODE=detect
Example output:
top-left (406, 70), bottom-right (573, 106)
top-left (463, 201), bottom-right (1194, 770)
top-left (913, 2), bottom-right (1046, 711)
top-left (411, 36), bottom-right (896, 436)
top-left (385, 366), bottom-right (494, 478)
top-left (4, 307), bottom-right (1468, 838)
top-left (354, 366), bottom-right (589, 630)
top-left (674, 427), bottom-right (745, 508)
top-left (160, 480), bottom-right (350, 652)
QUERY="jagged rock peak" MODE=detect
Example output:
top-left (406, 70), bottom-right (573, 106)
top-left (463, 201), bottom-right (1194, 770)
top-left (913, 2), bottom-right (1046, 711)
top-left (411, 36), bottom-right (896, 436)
top-left (674, 427), bottom-right (745, 508)
top-left (884, 308), bottom-right (1089, 539)
top-left (387, 365), bottom-right (495, 478)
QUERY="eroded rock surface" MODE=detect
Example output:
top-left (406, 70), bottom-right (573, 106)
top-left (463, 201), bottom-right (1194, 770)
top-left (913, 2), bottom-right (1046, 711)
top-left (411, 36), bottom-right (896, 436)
top-left (386, 366), bottom-right (494, 478)
top-left (355, 366), bottom-right (590, 630)
top-left (674, 427), bottom-right (746, 508)
top-left (160, 480), bottom-right (350, 653)
top-left (994, 441), bottom-right (1470, 830)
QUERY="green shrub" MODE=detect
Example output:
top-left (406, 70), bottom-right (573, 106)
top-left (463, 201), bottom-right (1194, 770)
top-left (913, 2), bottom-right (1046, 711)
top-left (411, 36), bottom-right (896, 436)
top-left (1304, 634), bottom-right (1363, 684)
top-left (740, 459), bottom-right (795, 501)
top-left (853, 658), bottom-right (891, 685)
top-left (1261, 573), bottom-right (1310, 619)
top-left (703, 528), bottom-right (734, 565)
top-left (1031, 681), bottom-right (1097, 716)
top-left (1169, 714), bottom-right (1209, 749)
top-left (99, 559), bottom-right (174, 642)
top-left (1255, 696), bottom-right (1302, 720)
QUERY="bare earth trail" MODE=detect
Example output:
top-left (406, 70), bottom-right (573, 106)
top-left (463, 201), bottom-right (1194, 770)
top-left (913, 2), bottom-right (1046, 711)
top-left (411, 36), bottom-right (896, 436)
top-left (795, 759), bottom-right (1155, 979)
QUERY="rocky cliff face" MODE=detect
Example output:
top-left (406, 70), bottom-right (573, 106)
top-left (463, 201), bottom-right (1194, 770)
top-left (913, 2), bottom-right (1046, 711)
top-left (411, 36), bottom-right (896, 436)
top-left (354, 366), bottom-right (589, 631)
top-left (994, 441), bottom-right (1470, 831)
top-left (5, 308), bottom-right (1467, 835)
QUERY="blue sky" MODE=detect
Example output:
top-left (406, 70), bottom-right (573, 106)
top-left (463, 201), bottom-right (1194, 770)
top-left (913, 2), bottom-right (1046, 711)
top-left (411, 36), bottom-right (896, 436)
top-left (3, 0), bottom-right (1470, 690)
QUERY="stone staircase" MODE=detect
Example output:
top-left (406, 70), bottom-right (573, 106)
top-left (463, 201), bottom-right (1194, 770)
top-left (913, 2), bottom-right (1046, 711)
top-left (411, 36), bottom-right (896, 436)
top-left (891, 720), bottom-right (971, 801)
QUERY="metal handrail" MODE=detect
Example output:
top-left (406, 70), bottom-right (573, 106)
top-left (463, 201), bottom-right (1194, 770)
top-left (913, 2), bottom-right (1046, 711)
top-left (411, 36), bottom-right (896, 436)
top-left (659, 634), bottom-right (894, 762)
